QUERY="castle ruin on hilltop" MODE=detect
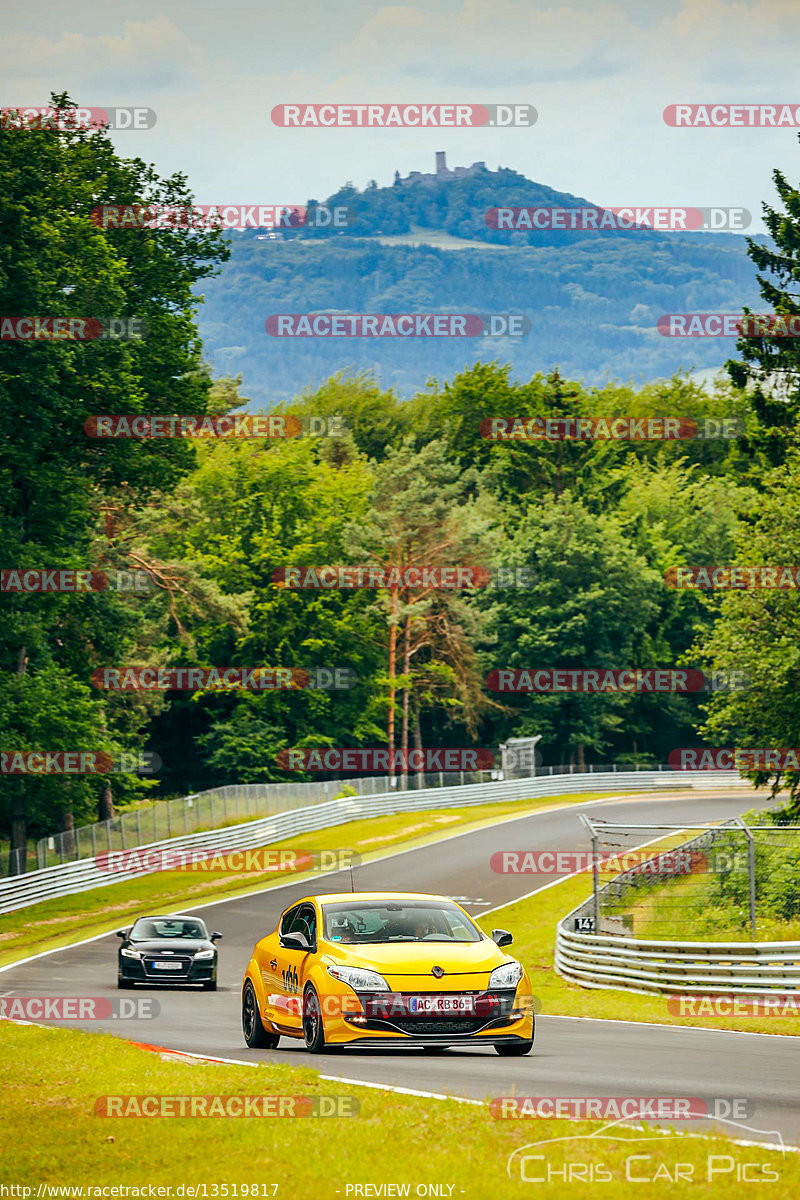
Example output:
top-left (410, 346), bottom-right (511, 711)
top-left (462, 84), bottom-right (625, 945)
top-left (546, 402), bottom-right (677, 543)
top-left (394, 151), bottom-right (488, 187)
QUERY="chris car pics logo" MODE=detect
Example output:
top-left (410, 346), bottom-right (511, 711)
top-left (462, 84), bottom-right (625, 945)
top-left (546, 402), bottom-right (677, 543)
top-left (505, 1115), bottom-right (783, 1184)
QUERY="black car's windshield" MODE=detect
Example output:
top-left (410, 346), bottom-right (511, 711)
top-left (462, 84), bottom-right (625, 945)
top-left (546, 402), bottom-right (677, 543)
top-left (322, 901), bottom-right (482, 944)
top-left (130, 917), bottom-right (208, 941)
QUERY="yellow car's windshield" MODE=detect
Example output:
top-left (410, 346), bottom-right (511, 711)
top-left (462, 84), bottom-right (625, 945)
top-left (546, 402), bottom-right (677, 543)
top-left (322, 900), bottom-right (482, 944)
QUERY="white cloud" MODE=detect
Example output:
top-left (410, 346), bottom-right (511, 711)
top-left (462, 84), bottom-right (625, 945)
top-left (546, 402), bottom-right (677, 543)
top-left (0, 16), bottom-right (203, 88)
top-left (346, 1), bottom-right (641, 86)
top-left (339, 0), bottom-right (800, 89)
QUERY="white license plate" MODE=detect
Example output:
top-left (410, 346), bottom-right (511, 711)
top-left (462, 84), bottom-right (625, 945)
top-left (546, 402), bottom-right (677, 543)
top-left (153, 961), bottom-right (182, 970)
top-left (408, 995), bottom-right (474, 1014)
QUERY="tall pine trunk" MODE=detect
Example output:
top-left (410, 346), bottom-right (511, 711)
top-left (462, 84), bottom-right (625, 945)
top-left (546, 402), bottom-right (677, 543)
top-left (387, 586), bottom-right (398, 784)
top-left (400, 613), bottom-right (411, 790)
top-left (413, 699), bottom-right (425, 789)
top-left (9, 644), bottom-right (28, 875)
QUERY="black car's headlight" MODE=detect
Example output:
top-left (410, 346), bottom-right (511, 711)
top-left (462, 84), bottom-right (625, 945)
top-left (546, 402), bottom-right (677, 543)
top-left (193, 948), bottom-right (215, 960)
top-left (120, 948), bottom-right (142, 959)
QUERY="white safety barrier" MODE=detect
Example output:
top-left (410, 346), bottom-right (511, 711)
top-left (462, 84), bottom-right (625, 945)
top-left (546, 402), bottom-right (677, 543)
top-left (555, 926), bottom-right (800, 995)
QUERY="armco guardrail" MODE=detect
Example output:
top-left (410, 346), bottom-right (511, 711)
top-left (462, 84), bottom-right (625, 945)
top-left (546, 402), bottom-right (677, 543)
top-left (555, 927), bottom-right (800, 995)
top-left (0, 769), bottom-right (746, 915)
top-left (555, 823), bottom-right (800, 996)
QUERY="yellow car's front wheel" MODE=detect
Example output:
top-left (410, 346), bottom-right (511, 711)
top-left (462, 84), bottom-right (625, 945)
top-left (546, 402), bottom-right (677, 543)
top-left (495, 1039), bottom-right (533, 1056)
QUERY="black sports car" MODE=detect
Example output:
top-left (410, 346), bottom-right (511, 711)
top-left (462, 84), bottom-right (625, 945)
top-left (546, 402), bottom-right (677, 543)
top-left (117, 914), bottom-right (222, 990)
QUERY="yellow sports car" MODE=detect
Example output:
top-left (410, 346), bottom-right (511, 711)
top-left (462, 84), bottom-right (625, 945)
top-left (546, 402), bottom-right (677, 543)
top-left (241, 891), bottom-right (534, 1054)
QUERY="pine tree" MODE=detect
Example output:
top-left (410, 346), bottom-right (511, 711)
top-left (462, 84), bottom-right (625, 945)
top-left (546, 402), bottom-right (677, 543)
top-left (727, 144), bottom-right (800, 464)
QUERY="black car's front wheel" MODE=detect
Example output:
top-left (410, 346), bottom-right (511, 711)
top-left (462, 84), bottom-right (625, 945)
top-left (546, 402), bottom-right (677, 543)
top-left (242, 980), bottom-right (279, 1048)
top-left (203, 980), bottom-right (217, 991)
top-left (117, 977), bottom-right (134, 990)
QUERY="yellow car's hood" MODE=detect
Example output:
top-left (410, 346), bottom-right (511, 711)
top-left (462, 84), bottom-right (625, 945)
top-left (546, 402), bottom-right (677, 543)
top-left (324, 938), bottom-right (511, 975)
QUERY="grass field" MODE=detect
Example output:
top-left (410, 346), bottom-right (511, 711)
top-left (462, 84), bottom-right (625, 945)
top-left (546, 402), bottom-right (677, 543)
top-left (0, 1022), bottom-right (794, 1196)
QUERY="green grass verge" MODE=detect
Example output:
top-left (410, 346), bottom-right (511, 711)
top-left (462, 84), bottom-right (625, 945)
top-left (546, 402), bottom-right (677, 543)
top-left (633, 873), bottom-right (800, 943)
top-left (0, 792), bottom-right (623, 968)
top-left (0, 1022), bottom-right (794, 1195)
top-left (479, 867), bottom-right (800, 1036)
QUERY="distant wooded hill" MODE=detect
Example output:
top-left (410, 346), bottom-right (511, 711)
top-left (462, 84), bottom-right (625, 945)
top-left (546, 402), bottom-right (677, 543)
top-left (197, 165), bottom-right (762, 402)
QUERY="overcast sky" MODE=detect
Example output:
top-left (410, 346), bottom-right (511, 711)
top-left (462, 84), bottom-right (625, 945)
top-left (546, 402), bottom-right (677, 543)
top-left (4, 0), bottom-right (799, 234)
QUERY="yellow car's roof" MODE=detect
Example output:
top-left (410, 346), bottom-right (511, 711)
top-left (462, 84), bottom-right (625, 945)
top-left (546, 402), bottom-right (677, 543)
top-left (305, 891), bottom-right (456, 905)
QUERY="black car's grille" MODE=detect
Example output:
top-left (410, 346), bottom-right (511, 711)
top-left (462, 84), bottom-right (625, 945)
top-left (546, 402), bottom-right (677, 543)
top-left (143, 955), bottom-right (193, 976)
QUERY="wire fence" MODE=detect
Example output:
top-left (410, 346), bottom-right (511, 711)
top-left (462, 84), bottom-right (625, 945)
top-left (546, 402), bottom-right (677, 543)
top-left (579, 815), bottom-right (800, 941)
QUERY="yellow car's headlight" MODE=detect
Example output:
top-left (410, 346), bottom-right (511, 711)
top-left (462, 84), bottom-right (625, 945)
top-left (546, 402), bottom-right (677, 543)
top-left (328, 965), bottom-right (389, 991)
top-left (489, 960), bottom-right (523, 989)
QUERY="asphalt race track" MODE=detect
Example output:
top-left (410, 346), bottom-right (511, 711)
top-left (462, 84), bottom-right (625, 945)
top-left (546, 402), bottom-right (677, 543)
top-left (3, 791), bottom-right (799, 1147)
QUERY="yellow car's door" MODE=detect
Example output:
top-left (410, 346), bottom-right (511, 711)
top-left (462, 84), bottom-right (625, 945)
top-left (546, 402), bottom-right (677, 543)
top-left (255, 921), bottom-right (284, 1028)
top-left (273, 902), bottom-right (317, 1032)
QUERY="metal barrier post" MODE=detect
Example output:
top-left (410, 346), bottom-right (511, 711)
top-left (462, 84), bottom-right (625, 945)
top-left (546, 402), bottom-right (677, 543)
top-left (580, 813), bottom-right (600, 932)
top-left (736, 817), bottom-right (757, 938)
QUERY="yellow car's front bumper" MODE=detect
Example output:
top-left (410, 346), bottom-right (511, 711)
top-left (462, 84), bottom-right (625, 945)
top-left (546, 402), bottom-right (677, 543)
top-left (312, 979), bottom-right (535, 1047)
